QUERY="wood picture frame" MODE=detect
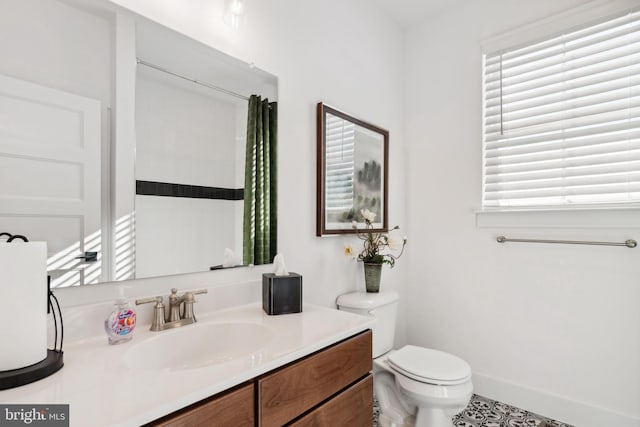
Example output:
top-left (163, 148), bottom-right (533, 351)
top-left (316, 103), bottom-right (389, 236)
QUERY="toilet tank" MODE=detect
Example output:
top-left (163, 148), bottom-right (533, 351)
top-left (336, 290), bottom-right (399, 358)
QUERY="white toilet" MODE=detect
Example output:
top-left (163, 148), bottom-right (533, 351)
top-left (337, 290), bottom-right (473, 427)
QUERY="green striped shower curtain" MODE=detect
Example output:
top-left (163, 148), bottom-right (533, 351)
top-left (243, 95), bottom-right (277, 265)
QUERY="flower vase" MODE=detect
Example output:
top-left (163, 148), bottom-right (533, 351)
top-left (363, 263), bottom-right (382, 293)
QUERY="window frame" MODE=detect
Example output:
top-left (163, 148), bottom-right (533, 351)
top-left (477, 0), bottom-right (640, 227)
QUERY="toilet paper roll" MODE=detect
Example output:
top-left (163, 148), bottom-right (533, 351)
top-left (0, 242), bottom-right (48, 371)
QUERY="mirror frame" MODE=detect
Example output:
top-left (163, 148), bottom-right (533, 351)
top-left (316, 102), bottom-right (389, 236)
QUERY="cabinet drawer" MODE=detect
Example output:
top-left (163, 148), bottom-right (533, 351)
top-left (259, 330), bottom-right (372, 427)
top-left (146, 383), bottom-right (254, 427)
top-left (290, 375), bottom-right (373, 427)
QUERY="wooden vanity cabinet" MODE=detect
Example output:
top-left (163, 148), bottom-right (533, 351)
top-left (258, 330), bottom-right (372, 427)
top-left (147, 330), bottom-right (372, 427)
top-left (145, 383), bottom-right (254, 427)
top-left (289, 375), bottom-right (373, 427)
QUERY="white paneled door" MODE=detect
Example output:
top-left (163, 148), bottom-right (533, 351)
top-left (0, 73), bottom-right (102, 287)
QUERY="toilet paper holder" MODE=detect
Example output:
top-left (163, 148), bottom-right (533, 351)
top-left (0, 233), bottom-right (65, 390)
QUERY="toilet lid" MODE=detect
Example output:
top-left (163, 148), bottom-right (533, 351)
top-left (387, 345), bottom-right (471, 385)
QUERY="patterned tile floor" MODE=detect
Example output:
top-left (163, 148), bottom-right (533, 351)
top-left (373, 394), bottom-right (573, 427)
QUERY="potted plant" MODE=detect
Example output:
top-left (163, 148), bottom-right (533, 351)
top-left (345, 209), bottom-right (407, 292)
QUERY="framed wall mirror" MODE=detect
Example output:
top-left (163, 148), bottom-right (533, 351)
top-left (316, 103), bottom-right (388, 236)
top-left (0, 0), bottom-right (278, 288)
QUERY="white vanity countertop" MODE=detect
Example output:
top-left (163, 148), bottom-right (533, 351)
top-left (0, 303), bottom-right (374, 427)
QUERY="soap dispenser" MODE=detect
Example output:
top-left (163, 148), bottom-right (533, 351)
top-left (104, 286), bottom-right (136, 345)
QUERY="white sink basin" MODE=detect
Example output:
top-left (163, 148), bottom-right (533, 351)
top-left (125, 322), bottom-right (274, 371)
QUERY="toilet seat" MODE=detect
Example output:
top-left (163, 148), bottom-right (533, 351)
top-left (387, 345), bottom-right (471, 386)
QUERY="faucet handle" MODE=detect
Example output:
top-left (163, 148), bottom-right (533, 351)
top-left (182, 289), bottom-right (208, 321)
top-left (135, 296), bottom-right (163, 306)
top-left (183, 288), bottom-right (208, 305)
top-left (135, 296), bottom-right (166, 331)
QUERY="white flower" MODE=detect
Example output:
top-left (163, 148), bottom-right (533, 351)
top-left (387, 235), bottom-right (403, 250)
top-left (360, 209), bottom-right (376, 223)
top-left (352, 220), bottom-right (358, 229)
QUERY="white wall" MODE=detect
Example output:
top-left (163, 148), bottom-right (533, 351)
top-left (62, 0), bottom-right (408, 345)
top-left (404, 1), bottom-right (640, 426)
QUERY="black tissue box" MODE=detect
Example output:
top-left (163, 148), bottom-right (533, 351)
top-left (262, 272), bottom-right (302, 315)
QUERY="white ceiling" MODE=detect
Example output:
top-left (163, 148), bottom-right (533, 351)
top-left (371, 0), bottom-right (464, 27)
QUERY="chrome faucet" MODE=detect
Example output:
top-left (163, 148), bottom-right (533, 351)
top-left (136, 288), bottom-right (208, 331)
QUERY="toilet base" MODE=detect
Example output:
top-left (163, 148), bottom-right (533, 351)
top-left (374, 352), bottom-right (472, 427)
top-left (376, 402), bottom-right (455, 427)
top-left (415, 407), bottom-right (453, 427)
top-left (378, 412), bottom-right (415, 427)
top-left (375, 370), bottom-right (415, 427)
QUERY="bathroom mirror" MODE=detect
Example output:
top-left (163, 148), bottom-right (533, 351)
top-left (316, 103), bottom-right (388, 236)
top-left (0, 0), bottom-right (277, 287)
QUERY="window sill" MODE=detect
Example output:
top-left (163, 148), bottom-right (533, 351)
top-left (475, 206), bottom-right (640, 229)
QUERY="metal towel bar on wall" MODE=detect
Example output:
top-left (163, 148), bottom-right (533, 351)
top-left (496, 236), bottom-right (637, 248)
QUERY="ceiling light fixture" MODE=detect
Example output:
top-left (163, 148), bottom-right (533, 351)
top-left (223, 0), bottom-right (245, 29)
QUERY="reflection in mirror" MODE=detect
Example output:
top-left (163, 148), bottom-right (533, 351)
top-left (133, 62), bottom-right (248, 279)
top-left (0, 0), bottom-right (277, 287)
top-left (241, 95), bottom-right (278, 266)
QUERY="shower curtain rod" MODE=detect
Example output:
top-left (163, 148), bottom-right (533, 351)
top-left (496, 236), bottom-right (637, 248)
top-left (136, 58), bottom-right (250, 101)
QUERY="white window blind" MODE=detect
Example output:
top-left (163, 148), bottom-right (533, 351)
top-left (325, 114), bottom-right (355, 213)
top-left (483, 10), bottom-right (640, 208)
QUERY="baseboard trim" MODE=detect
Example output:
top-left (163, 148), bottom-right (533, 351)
top-left (472, 372), bottom-right (640, 427)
